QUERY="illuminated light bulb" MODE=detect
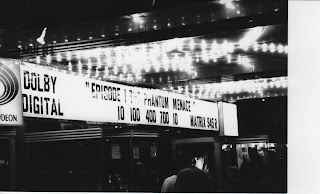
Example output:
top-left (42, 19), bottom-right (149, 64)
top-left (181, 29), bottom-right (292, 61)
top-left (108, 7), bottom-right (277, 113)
top-left (201, 51), bottom-right (209, 63)
top-left (237, 10), bottom-right (240, 14)
top-left (78, 60), bottom-right (83, 74)
top-left (145, 65), bottom-right (150, 73)
top-left (201, 40), bottom-right (207, 50)
top-left (46, 55), bottom-right (51, 63)
top-left (113, 66), bottom-right (118, 75)
top-left (56, 53), bottom-right (62, 62)
top-left (262, 43), bottom-right (268, 52)
top-left (101, 34), bottom-right (105, 37)
top-left (154, 62), bottom-right (160, 72)
top-left (253, 42), bottom-right (259, 51)
top-left (153, 25), bottom-right (157, 29)
top-left (132, 14), bottom-right (142, 23)
top-left (36, 56), bottom-right (41, 64)
top-left (211, 40), bottom-right (219, 53)
top-left (284, 45), bottom-right (288, 53)
top-left (87, 59), bottom-right (92, 70)
top-left (123, 65), bottom-right (127, 74)
top-left (269, 43), bottom-right (276, 53)
top-left (105, 67), bottom-right (109, 75)
top-left (97, 58), bottom-right (102, 69)
top-left (177, 39), bottom-right (184, 51)
top-left (18, 45), bottom-right (22, 49)
top-left (76, 52), bottom-right (81, 59)
top-left (227, 54), bottom-right (231, 63)
top-left (89, 37), bottom-right (93, 40)
top-left (167, 23), bottom-right (171, 27)
top-left (212, 54), bottom-right (217, 62)
top-left (189, 39), bottom-right (195, 50)
top-left (66, 52), bottom-right (72, 61)
top-left (227, 42), bottom-right (235, 53)
top-left (221, 40), bottom-right (229, 54)
top-left (29, 43), bottom-right (33, 47)
top-left (68, 61), bottom-right (72, 70)
top-left (65, 39), bottom-right (68, 42)
top-left (277, 44), bottom-right (284, 53)
top-left (128, 28), bottom-right (132, 32)
top-left (237, 55), bottom-right (242, 64)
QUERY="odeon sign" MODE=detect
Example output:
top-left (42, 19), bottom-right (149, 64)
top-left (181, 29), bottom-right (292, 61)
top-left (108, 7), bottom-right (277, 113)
top-left (0, 59), bottom-right (23, 126)
top-left (0, 62), bottom-right (19, 105)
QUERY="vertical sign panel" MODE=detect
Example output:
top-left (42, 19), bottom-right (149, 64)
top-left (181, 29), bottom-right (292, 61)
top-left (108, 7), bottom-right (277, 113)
top-left (0, 59), bottom-right (23, 126)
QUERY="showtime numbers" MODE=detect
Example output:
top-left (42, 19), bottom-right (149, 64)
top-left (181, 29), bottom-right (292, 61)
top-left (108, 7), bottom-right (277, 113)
top-left (160, 111), bottom-right (169, 124)
top-left (118, 106), bottom-right (125, 120)
top-left (146, 110), bottom-right (156, 123)
top-left (130, 107), bottom-right (140, 121)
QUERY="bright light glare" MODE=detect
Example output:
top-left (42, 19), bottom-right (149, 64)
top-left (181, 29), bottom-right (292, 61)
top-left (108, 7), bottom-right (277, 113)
top-left (239, 27), bottom-right (265, 49)
top-left (36, 56), bottom-right (41, 64)
top-left (201, 40), bottom-right (207, 50)
top-left (269, 43), bottom-right (276, 53)
top-left (189, 39), bottom-right (195, 50)
top-left (56, 53), bottom-right (62, 62)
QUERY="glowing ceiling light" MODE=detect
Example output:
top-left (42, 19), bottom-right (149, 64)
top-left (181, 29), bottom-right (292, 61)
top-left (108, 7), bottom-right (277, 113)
top-left (167, 23), bottom-right (171, 27)
top-left (97, 58), bottom-right (102, 69)
top-left (36, 56), bottom-right (41, 64)
top-left (177, 39), bottom-right (184, 51)
top-left (222, 40), bottom-right (229, 54)
top-left (269, 43), bottom-right (276, 53)
top-left (189, 39), bottom-right (195, 50)
top-left (132, 14), bottom-right (143, 23)
top-left (68, 61), bottom-right (72, 71)
top-left (56, 53), bottom-right (62, 62)
top-left (239, 27), bottom-right (265, 49)
top-left (66, 52), bottom-right (72, 61)
top-left (237, 55), bottom-right (242, 64)
top-left (123, 65), bottom-right (127, 74)
top-left (277, 44), bottom-right (284, 53)
top-left (220, 0), bottom-right (235, 9)
top-left (202, 51), bottom-right (209, 63)
top-left (201, 40), bottom-right (207, 50)
top-left (211, 40), bottom-right (219, 53)
top-left (78, 60), bottom-right (82, 74)
top-left (113, 66), bottom-right (118, 75)
top-left (145, 65), bottom-right (150, 73)
top-left (46, 55), bottom-right (51, 63)
top-left (76, 52), bottom-right (81, 59)
top-left (227, 54), bottom-right (231, 63)
top-left (87, 59), bottom-right (92, 69)
top-left (262, 43), bottom-right (268, 52)
top-left (212, 55), bottom-right (217, 62)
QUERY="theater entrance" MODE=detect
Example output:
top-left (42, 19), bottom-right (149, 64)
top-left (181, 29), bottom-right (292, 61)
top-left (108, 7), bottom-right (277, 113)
top-left (103, 128), bottom-right (159, 192)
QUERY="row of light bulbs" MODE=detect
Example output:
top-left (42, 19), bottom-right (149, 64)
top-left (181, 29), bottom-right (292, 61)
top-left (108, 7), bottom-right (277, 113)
top-left (34, 37), bottom-right (287, 80)
top-left (170, 76), bottom-right (287, 100)
top-left (38, 39), bottom-right (287, 64)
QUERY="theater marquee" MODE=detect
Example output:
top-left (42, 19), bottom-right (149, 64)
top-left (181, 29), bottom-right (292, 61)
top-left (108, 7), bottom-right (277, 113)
top-left (20, 62), bottom-right (219, 130)
top-left (0, 59), bottom-right (23, 126)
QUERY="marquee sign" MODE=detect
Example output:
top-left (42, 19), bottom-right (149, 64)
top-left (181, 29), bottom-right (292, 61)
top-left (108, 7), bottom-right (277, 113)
top-left (20, 62), bottom-right (219, 130)
top-left (0, 59), bottom-right (23, 126)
